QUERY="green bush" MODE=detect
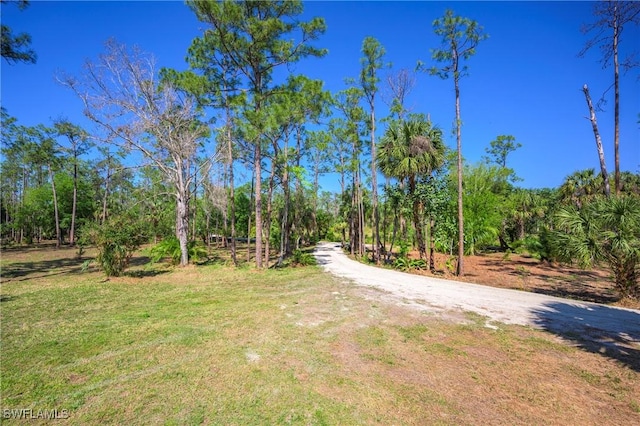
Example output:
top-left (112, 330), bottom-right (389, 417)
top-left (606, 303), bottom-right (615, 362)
top-left (551, 195), bottom-right (640, 300)
top-left (292, 249), bottom-right (316, 266)
top-left (393, 257), bottom-right (426, 272)
top-left (392, 241), bottom-right (426, 272)
top-left (79, 215), bottom-right (148, 277)
top-left (148, 237), bottom-right (208, 265)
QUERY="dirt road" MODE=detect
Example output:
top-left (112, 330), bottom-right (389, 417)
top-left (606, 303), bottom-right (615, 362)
top-left (314, 242), bottom-right (640, 361)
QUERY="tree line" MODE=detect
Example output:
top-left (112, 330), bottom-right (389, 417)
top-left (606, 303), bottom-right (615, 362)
top-left (2, 1), bottom-right (639, 299)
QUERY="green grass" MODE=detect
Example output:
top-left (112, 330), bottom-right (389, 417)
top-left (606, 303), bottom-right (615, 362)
top-left (1, 245), bottom-right (639, 424)
top-left (1, 263), bottom-right (359, 424)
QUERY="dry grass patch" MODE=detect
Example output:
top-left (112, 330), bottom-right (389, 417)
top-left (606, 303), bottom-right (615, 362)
top-left (1, 244), bottom-right (638, 424)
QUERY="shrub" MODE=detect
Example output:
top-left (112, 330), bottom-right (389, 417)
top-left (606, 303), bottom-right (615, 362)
top-left (148, 237), bottom-right (208, 265)
top-left (79, 215), bottom-right (148, 277)
top-left (292, 249), bottom-right (316, 266)
top-left (551, 195), bottom-right (640, 300)
top-left (392, 241), bottom-right (426, 272)
top-left (393, 257), bottom-right (427, 272)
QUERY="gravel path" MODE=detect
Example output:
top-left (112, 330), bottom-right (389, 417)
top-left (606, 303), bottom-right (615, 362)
top-left (314, 242), bottom-right (640, 361)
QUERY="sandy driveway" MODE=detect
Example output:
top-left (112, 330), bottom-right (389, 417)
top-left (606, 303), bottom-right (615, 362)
top-left (314, 242), bottom-right (640, 356)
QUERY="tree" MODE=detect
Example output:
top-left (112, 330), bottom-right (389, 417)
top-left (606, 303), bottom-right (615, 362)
top-left (61, 40), bottom-right (211, 266)
top-left (1, 0), bottom-right (36, 64)
top-left (95, 146), bottom-right (126, 225)
top-left (559, 168), bottom-right (602, 209)
top-left (383, 68), bottom-right (415, 121)
top-left (334, 87), bottom-right (367, 257)
top-left (306, 130), bottom-right (332, 243)
top-left (327, 117), bottom-right (353, 247)
top-left (30, 125), bottom-right (63, 247)
top-left (507, 188), bottom-right (546, 241)
top-left (163, 19), bottom-right (244, 266)
top-left (552, 195), bottom-right (640, 300)
top-left (360, 36), bottom-right (388, 263)
top-left (54, 120), bottom-right (92, 245)
top-left (415, 172), bottom-right (450, 271)
top-left (580, 1), bottom-right (640, 195)
top-left (1, 121), bottom-right (63, 246)
top-left (462, 163), bottom-right (504, 255)
top-left (582, 84), bottom-right (611, 197)
top-left (186, 0), bottom-right (326, 268)
top-left (378, 116), bottom-right (445, 261)
top-left (484, 135), bottom-right (521, 170)
top-left (427, 9), bottom-right (488, 275)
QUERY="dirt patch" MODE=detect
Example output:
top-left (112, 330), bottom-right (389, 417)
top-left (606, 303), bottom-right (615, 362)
top-left (409, 251), bottom-right (638, 309)
top-left (322, 298), bottom-right (640, 425)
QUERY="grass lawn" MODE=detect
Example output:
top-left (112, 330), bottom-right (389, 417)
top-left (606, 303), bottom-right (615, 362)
top-left (1, 244), bottom-right (639, 424)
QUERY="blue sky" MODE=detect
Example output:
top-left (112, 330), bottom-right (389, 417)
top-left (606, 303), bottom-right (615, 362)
top-left (2, 1), bottom-right (639, 192)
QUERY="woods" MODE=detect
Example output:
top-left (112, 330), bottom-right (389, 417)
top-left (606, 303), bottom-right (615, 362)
top-left (1, 1), bottom-right (639, 299)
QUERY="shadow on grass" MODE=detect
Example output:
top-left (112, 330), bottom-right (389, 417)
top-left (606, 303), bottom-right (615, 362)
top-left (1, 250), bottom-right (174, 282)
top-left (1, 257), bottom-right (87, 282)
top-left (1, 241), bottom-right (63, 252)
top-left (0, 295), bottom-right (17, 302)
top-left (124, 269), bottom-right (170, 278)
top-left (531, 302), bottom-right (640, 372)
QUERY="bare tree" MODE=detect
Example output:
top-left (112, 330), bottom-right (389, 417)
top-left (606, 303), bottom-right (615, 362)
top-left (582, 84), bottom-right (611, 197)
top-left (60, 39), bottom-right (214, 266)
top-left (580, 1), bottom-right (640, 195)
top-left (383, 68), bottom-right (416, 121)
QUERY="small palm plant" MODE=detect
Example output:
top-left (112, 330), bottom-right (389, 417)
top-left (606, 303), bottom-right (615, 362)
top-left (552, 195), bottom-right (640, 300)
top-left (148, 237), bottom-right (207, 265)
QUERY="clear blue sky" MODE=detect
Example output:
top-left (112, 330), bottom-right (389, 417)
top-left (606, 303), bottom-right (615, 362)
top-left (2, 1), bottom-right (639, 192)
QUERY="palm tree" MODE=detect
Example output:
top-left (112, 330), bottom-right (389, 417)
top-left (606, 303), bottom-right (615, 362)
top-left (559, 168), bottom-right (602, 208)
top-left (378, 116), bottom-right (445, 261)
top-left (510, 189), bottom-right (546, 240)
top-left (553, 195), bottom-right (640, 300)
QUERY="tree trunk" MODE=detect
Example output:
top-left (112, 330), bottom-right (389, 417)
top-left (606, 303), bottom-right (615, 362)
top-left (278, 136), bottom-right (291, 266)
top-left (192, 168), bottom-right (198, 241)
top-left (349, 177), bottom-right (356, 255)
top-left (387, 209), bottom-right (399, 263)
top-left (278, 186), bottom-right (289, 266)
top-left (357, 165), bottom-right (365, 256)
top-left (382, 176), bottom-right (390, 257)
top-left (254, 143), bottom-right (263, 268)
top-left (582, 84), bottom-right (611, 197)
top-left (49, 165), bottom-right (61, 249)
top-left (176, 189), bottom-right (189, 267)
top-left (455, 76), bottom-right (464, 276)
top-left (70, 159), bottom-right (78, 245)
top-left (410, 177), bottom-right (426, 260)
top-left (226, 115), bottom-right (237, 266)
top-left (429, 216), bottom-right (436, 272)
top-left (370, 108), bottom-right (380, 263)
top-left (612, 6), bottom-right (620, 195)
top-left (21, 167), bottom-right (27, 244)
top-left (264, 155), bottom-right (276, 267)
top-left (206, 210), bottom-right (211, 254)
top-left (101, 166), bottom-right (110, 225)
top-left (312, 159), bottom-right (320, 243)
top-left (247, 175), bottom-right (254, 264)
top-left (338, 152), bottom-right (347, 248)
